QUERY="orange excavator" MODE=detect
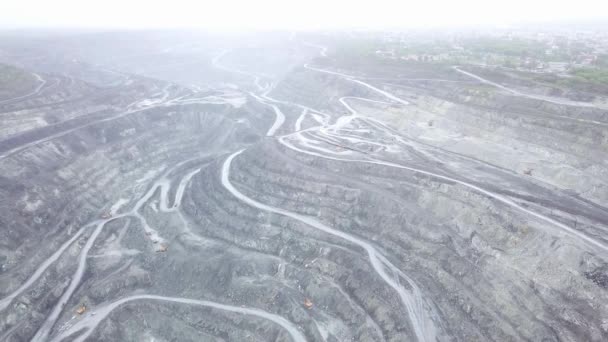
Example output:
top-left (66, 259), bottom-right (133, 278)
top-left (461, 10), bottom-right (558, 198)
top-left (76, 304), bottom-right (86, 315)
top-left (157, 244), bottom-right (168, 253)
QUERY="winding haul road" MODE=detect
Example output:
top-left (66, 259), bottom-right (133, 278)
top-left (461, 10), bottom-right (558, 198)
top-left (0, 73), bottom-right (46, 105)
top-left (280, 130), bottom-right (608, 254)
top-left (0, 225), bottom-right (89, 312)
top-left (304, 64), bottom-right (410, 106)
top-left (3, 45), bottom-right (296, 342)
top-left (303, 43), bottom-right (328, 57)
top-left (31, 221), bottom-right (108, 342)
top-left (249, 92), bottom-right (286, 136)
top-left (222, 150), bottom-right (440, 342)
top-left (22, 158), bottom-right (307, 342)
top-left (6, 38), bottom-right (605, 342)
top-left (48, 294), bottom-right (307, 342)
top-left (214, 44), bottom-right (443, 341)
top-left (0, 83), bottom-right (239, 161)
top-left (453, 66), bottom-right (608, 110)
top-left (297, 59), bottom-right (608, 255)
top-left (214, 49), bottom-right (286, 135)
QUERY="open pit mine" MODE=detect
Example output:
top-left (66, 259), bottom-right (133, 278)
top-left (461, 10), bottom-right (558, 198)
top-left (1, 31), bottom-right (608, 342)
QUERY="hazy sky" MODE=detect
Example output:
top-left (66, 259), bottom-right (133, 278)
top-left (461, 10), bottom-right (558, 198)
top-left (2, 0), bottom-right (607, 30)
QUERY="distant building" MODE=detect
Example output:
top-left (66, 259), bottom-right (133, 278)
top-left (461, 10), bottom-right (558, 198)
top-left (375, 49), bottom-right (396, 59)
top-left (547, 62), bottom-right (569, 73)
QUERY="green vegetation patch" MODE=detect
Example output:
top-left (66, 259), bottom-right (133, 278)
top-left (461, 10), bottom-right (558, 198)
top-left (571, 67), bottom-right (608, 85)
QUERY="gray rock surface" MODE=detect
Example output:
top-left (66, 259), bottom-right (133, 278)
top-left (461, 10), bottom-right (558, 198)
top-left (0, 31), bottom-right (607, 342)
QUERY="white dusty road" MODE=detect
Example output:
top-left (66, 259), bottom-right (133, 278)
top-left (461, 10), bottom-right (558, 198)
top-left (277, 97), bottom-right (608, 255)
top-left (29, 162), bottom-right (204, 341)
top-left (212, 50), bottom-right (285, 136)
top-left (31, 220), bottom-right (108, 342)
top-left (0, 73), bottom-right (47, 105)
top-left (261, 92), bottom-right (331, 129)
top-left (24, 155), bottom-right (306, 342)
top-left (0, 225), bottom-right (90, 311)
top-left (12, 40), bottom-right (606, 342)
top-left (303, 43), bottom-right (328, 57)
top-left (281, 132), bottom-right (608, 254)
top-left (212, 50), bottom-right (268, 92)
top-left (217, 46), bottom-right (608, 341)
top-left (37, 162), bottom-right (306, 342)
top-left (222, 150), bottom-right (441, 342)
top-left (294, 108), bottom-right (308, 131)
top-left (48, 294), bottom-right (307, 342)
top-left (250, 92), bottom-right (286, 136)
top-left (0, 86), bottom-right (239, 161)
top-left (297, 56), bottom-right (608, 254)
top-left (335, 96), bottom-right (393, 128)
top-left (304, 64), bottom-right (410, 106)
top-left (453, 66), bottom-right (608, 110)
top-left (0, 103), bottom-right (166, 161)
top-left (5, 51), bottom-right (293, 341)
